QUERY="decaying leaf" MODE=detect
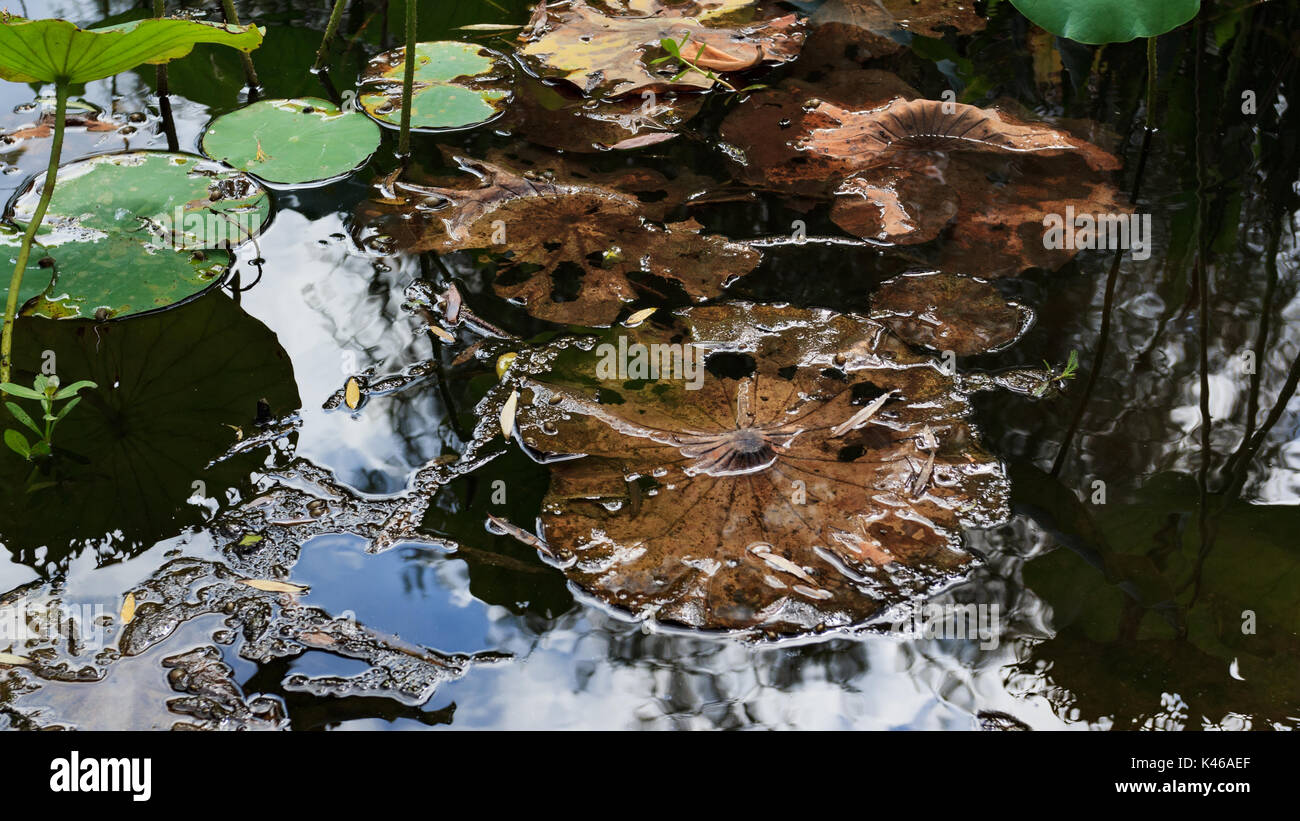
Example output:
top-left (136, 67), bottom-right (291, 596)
top-left (0, 651), bottom-right (32, 666)
top-left (517, 0), bottom-right (804, 97)
top-left (795, 97), bottom-right (1121, 174)
top-left (808, 0), bottom-right (988, 61)
top-left (502, 302), bottom-right (1011, 634)
top-left (506, 73), bottom-right (704, 153)
top-left (500, 389), bottom-right (519, 438)
top-left (344, 376), bottom-right (363, 410)
top-left (870, 270), bottom-right (1032, 355)
top-left (721, 74), bottom-right (1127, 275)
top-left (241, 578), bottom-right (309, 594)
top-left (357, 157), bottom-right (759, 324)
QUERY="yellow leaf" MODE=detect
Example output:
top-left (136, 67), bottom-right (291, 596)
top-left (500, 389), bottom-right (519, 438)
top-left (120, 592), bottom-right (136, 625)
top-left (0, 651), bottom-right (31, 666)
top-left (623, 307), bottom-right (656, 327)
top-left (344, 377), bottom-right (363, 410)
top-left (241, 579), bottom-right (308, 594)
top-left (495, 352), bottom-right (517, 379)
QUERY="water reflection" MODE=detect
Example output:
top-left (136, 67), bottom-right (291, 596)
top-left (2, 0), bottom-right (1300, 730)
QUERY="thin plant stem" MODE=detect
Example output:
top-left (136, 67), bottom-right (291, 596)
top-left (397, 0), bottom-right (417, 159)
top-left (220, 0), bottom-right (261, 98)
top-left (2, 84), bottom-right (68, 388)
top-left (313, 0), bottom-right (349, 71)
top-left (153, 0), bottom-right (178, 151)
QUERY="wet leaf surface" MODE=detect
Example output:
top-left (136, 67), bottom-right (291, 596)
top-left (506, 73), bottom-right (705, 152)
top-left (517, 0), bottom-right (804, 97)
top-left (721, 76), bottom-right (1126, 275)
top-left (357, 157), bottom-right (759, 324)
top-left (8, 151), bottom-right (268, 317)
top-left (870, 270), bottom-right (1031, 355)
top-left (200, 97), bottom-right (381, 186)
top-left (500, 302), bottom-right (1011, 634)
top-left (358, 41), bottom-right (513, 131)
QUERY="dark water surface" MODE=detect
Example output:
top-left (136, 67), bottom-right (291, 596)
top-left (1, 0), bottom-right (1298, 730)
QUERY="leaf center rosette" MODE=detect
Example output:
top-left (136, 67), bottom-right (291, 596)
top-left (506, 302), bottom-right (1011, 635)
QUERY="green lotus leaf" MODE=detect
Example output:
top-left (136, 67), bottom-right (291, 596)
top-left (200, 97), bottom-right (381, 186)
top-left (1008, 0), bottom-right (1200, 45)
top-left (7, 151), bottom-right (267, 318)
top-left (0, 15), bottom-right (264, 84)
top-left (19, 234), bottom-right (231, 320)
top-left (358, 41), bottom-right (513, 131)
top-left (0, 224), bottom-right (53, 311)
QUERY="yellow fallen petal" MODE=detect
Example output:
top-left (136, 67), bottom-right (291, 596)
top-left (120, 592), bottom-right (136, 625)
top-left (344, 377), bottom-right (363, 410)
top-left (495, 352), bottom-right (517, 379)
top-left (0, 652), bottom-right (32, 666)
top-left (242, 579), bottom-right (309, 594)
top-left (623, 307), bottom-right (656, 327)
top-left (500, 390), bottom-right (519, 439)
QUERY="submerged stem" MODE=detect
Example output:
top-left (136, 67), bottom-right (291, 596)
top-left (398, 0), bottom-right (417, 159)
top-left (2, 83), bottom-right (68, 388)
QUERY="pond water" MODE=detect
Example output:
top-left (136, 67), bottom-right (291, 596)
top-left (1, 0), bottom-right (1297, 730)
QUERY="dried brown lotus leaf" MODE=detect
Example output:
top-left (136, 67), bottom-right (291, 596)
top-left (509, 302), bottom-right (1011, 634)
top-left (870, 270), bottom-right (1031, 355)
top-left (358, 158), bottom-right (758, 324)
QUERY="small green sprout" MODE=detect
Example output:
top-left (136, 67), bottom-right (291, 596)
top-left (1, 374), bottom-right (96, 461)
top-left (649, 33), bottom-right (765, 97)
top-left (1033, 350), bottom-right (1079, 397)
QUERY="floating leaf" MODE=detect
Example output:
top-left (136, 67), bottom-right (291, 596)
top-left (806, 0), bottom-right (987, 61)
top-left (0, 225), bottom-right (52, 311)
top-left (8, 151), bottom-right (268, 318)
top-left (870, 271), bottom-right (1032, 356)
top-left (624, 307), bottom-right (657, 326)
top-left (500, 389), bottom-right (518, 438)
top-left (0, 16), bottom-right (263, 85)
top-left (200, 97), bottom-right (381, 186)
top-left (120, 592), bottom-right (136, 625)
top-left (517, 0), bottom-right (804, 97)
top-left (503, 302), bottom-right (1012, 634)
top-left (358, 41), bottom-right (513, 131)
top-left (0, 651), bottom-right (32, 666)
top-left (1008, 0), bottom-right (1199, 45)
top-left (237, 533), bottom-right (263, 546)
top-left (506, 73), bottom-right (703, 153)
top-left (722, 75), bottom-right (1127, 276)
top-left (241, 578), bottom-right (309, 594)
top-left (358, 158), bottom-right (759, 325)
top-left (344, 376), bottom-right (363, 410)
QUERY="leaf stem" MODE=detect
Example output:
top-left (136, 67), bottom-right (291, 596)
top-left (314, 0), bottom-right (349, 71)
top-left (2, 82), bottom-right (68, 390)
top-left (398, 0), bottom-right (418, 159)
top-left (221, 0), bottom-right (261, 99)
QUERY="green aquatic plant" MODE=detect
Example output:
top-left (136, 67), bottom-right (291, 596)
top-left (1, 374), bottom-right (95, 462)
top-left (1007, 0), bottom-right (1200, 44)
top-left (0, 14), bottom-right (264, 385)
top-left (651, 33), bottom-right (766, 95)
top-left (1033, 349), bottom-right (1080, 397)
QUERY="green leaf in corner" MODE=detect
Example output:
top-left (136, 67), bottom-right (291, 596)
top-left (0, 16), bottom-right (264, 85)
